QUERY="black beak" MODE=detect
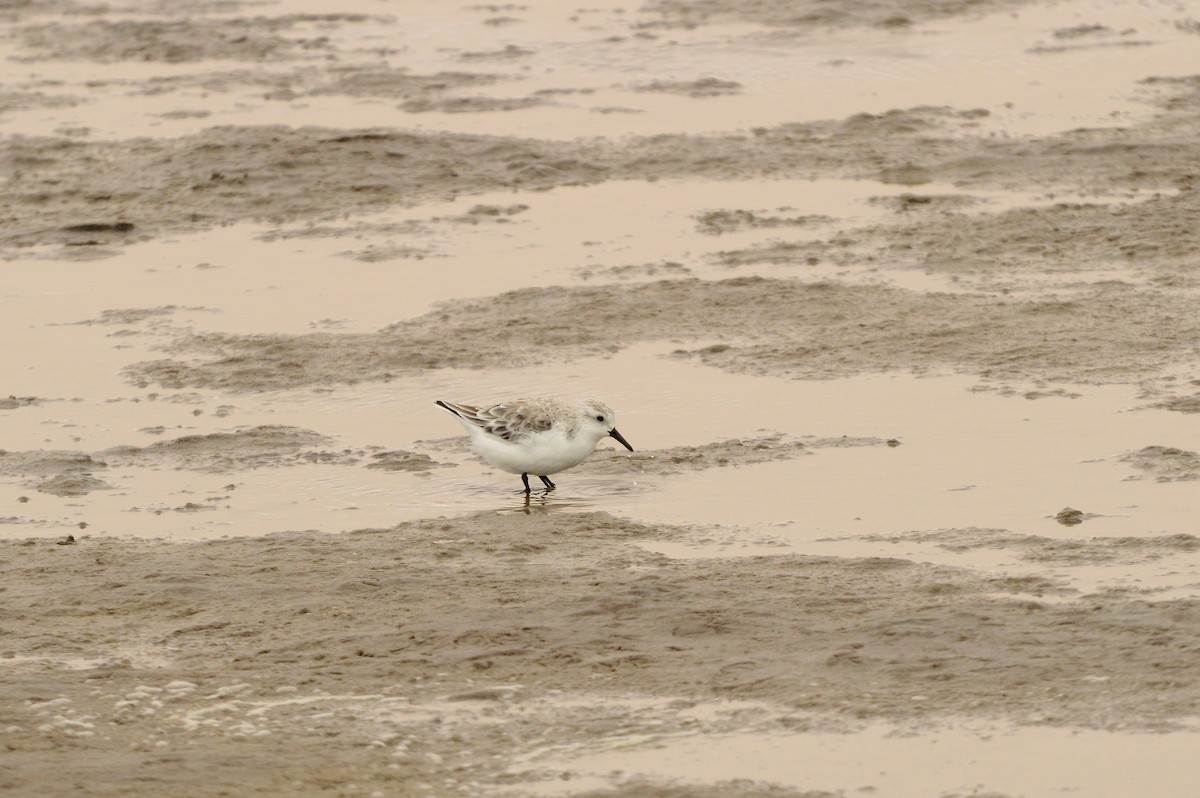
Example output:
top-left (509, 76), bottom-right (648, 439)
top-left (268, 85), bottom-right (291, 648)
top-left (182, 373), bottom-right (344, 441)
top-left (609, 428), bottom-right (634, 452)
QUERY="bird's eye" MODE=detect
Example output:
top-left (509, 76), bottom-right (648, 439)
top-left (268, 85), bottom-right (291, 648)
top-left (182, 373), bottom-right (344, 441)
top-left (595, 415), bottom-right (605, 422)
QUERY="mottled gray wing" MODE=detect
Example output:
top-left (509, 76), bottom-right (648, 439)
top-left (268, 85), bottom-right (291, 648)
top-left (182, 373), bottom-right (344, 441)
top-left (437, 400), bottom-right (553, 441)
top-left (477, 401), bottom-right (554, 441)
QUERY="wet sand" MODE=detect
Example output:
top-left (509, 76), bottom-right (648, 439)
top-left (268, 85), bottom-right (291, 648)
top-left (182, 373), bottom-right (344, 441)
top-left (3, 0), bottom-right (1200, 796)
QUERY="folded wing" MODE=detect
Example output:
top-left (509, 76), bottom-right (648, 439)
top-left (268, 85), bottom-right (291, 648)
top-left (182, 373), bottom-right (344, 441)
top-left (436, 399), bottom-right (554, 442)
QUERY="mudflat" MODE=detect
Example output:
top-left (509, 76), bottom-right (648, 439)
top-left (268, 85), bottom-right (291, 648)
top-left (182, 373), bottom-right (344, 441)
top-left (2, 1), bottom-right (1200, 796)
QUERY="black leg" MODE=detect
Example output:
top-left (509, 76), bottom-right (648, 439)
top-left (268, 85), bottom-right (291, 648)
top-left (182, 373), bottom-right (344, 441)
top-left (539, 475), bottom-right (556, 491)
top-left (521, 473), bottom-right (532, 494)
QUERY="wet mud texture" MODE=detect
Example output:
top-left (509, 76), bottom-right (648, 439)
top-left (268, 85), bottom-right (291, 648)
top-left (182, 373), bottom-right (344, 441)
top-left (3, 85), bottom-right (1200, 250)
top-left (126, 276), bottom-right (1200, 389)
top-left (4, 512), bottom-right (1200, 796)
top-left (0, 426), bottom-right (358, 493)
top-left (4, 0), bottom-right (1200, 796)
top-left (641, 0), bottom-right (1043, 29)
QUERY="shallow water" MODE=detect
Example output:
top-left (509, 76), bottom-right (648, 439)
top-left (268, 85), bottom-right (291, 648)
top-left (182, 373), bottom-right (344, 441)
top-left (5, 333), bottom-right (1200, 599)
top-left (514, 720), bottom-right (1200, 797)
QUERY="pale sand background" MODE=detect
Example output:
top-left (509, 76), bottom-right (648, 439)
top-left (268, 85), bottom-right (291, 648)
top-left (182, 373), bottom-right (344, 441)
top-left (2, 1), bottom-right (1200, 796)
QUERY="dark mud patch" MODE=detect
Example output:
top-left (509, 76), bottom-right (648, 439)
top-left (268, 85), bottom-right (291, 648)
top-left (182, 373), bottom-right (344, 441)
top-left (0, 89), bottom-right (84, 117)
top-left (13, 15), bottom-right (372, 63)
top-left (0, 450), bottom-right (106, 478)
top-left (0, 426), bottom-right (370, 483)
top-left (575, 260), bottom-right (693, 280)
top-left (579, 434), bottom-right (813, 475)
top-left (306, 66), bottom-right (500, 100)
top-left (1028, 25), bottom-right (1156, 55)
top-left (1155, 392), bottom-right (1200, 414)
top-left (576, 783), bottom-right (824, 798)
top-left (712, 188), bottom-right (1200, 280)
top-left (123, 277), bottom-right (1200, 390)
top-left (103, 425), bottom-right (352, 472)
top-left (0, 450), bottom-right (110, 495)
top-left (0, 395), bottom-right (41, 410)
top-left (72, 306), bottom-right (185, 326)
top-left (643, 0), bottom-right (1043, 30)
top-left (365, 449), bottom-right (455, 472)
top-left (399, 95), bottom-right (551, 114)
top-left (631, 77), bottom-right (743, 97)
top-left (871, 527), bottom-right (1200, 565)
top-left (1120, 445), bottom-right (1200, 482)
top-left (579, 434), bottom-right (888, 476)
top-left (694, 208), bottom-right (833, 235)
top-left (865, 192), bottom-right (984, 214)
top-left (35, 473), bottom-right (112, 496)
top-left (98, 65), bottom-right (510, 118)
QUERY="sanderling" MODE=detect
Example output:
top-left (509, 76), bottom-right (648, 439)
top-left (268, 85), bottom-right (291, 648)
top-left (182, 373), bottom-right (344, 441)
top-left (435, 397), bottom-right (634, 494)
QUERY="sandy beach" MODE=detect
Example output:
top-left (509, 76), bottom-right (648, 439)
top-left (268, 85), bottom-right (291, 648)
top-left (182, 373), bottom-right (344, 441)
top-left (3, 1), bottom-right (1200, 795)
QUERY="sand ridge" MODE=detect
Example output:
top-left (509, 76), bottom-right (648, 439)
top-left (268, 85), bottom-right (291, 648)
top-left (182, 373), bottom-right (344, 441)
top-left (123, 276), bottom-right (1200, 390)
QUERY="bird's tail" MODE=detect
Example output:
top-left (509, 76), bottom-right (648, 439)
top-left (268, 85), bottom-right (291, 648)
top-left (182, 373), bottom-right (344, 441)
top-left (435, 400), bottom-right (480, 421)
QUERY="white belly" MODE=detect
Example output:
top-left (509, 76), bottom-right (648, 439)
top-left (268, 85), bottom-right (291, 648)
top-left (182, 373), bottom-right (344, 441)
top-left (470, 428), bottom-right (596, 476)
